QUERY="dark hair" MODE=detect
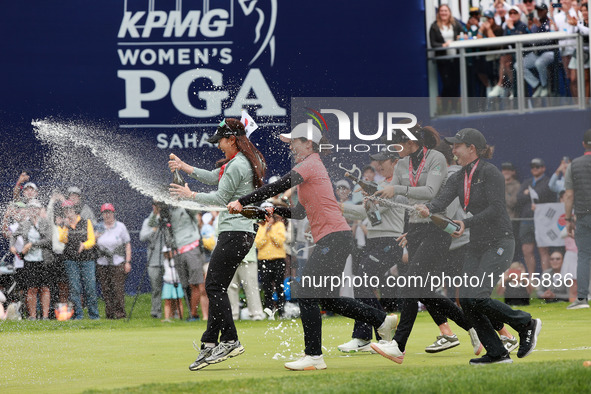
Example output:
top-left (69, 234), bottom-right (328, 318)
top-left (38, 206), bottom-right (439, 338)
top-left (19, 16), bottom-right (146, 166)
top-left (362, 165), bottom-right (375, 173)
top-left (434, 140), bottom-right (454, 165)
top-left (215, 118), bottom-right (266, 188)
top-left (476, 145), bottom-right (495, 159)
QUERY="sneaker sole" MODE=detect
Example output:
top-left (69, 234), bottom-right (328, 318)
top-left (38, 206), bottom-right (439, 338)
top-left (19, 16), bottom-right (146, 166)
top-left (425, 341), bottom-right (460, 353)
top-left (370, 344), bottom-right (404, 364)
top-left (337, 344), bottom-right (375, 353)
top-left (518, 319), bottom-right (542, 359)
top-left (469, 358), bottom-right (513, 365)
top-left (284, 364), bottom-right (327, 371)
top-left (188, 361), bottom-right (210, 371)
top-left (206, 346), bottom-right (245, 364)
top-left (566, 304), bottom-right (590, 310)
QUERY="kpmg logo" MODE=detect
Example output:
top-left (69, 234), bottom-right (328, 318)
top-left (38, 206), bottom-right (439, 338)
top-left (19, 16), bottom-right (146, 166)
top-left (299, 109), bottom-right (417, 153)
top-left (117, 0), bottom-right (286, 148)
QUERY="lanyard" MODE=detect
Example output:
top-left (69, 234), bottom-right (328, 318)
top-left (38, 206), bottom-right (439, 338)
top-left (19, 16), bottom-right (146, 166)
top-left (408, 147), bottom-right (428, 187)
top-left (218, 153), bottom-right (238, 181)
top-left (463, 160), bottom-right (480, 211)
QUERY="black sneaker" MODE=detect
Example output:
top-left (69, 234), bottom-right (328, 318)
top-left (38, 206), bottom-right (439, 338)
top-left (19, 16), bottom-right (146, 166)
top-left (517, 318), bottom-right (542, 358)
top-left (189, 344), bottom-right (214, 371)
top-left (205, 340), bottom-right (245, 364)
top-left (469, 353), bottom-right (512, 365)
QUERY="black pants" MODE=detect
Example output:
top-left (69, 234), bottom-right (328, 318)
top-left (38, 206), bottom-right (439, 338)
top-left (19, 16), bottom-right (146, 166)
top-left (352, 236), bottom-right (402, 340)
top-left (393, 223), bottom-right (472, 352)
top-left (437, 59), bottom-right (460, 97)
top-left (426, 244), bottom-right (504, 332)
top-left (296, 231), bottom-right (387, 356)
top-left (201, 231), bottom-right (254, 344)
top-left (259, 258), bottom-right (286, 312)
top-left (460, 238), bottom-right (531, 358)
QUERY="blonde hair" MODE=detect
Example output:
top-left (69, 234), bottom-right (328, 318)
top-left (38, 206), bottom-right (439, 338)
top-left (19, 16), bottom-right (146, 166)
top-left (436, 4), bottom-right (459, 30)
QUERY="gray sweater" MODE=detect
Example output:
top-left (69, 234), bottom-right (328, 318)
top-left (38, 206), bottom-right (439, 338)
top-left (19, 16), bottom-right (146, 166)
top-left (189, 152), bottom-right (256, 234)
top-left (342, 195), bottom-right (406, 239)
top-left (389, 149), bottom-right (448, 224)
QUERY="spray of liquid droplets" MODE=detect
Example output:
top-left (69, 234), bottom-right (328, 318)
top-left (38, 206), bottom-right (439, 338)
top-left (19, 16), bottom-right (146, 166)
top-left (32, 118), bottom-right (226, 211)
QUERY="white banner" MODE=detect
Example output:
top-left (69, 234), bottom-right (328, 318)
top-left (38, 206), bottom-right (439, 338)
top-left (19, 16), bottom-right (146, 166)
top-left (534, 203), bottom-right (566, 247)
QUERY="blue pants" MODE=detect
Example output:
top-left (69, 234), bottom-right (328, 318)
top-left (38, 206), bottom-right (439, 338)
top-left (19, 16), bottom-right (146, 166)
top-left (64, 260), bottom-right (99, 319)
top-left (575, 214), bottom-right (591, 300)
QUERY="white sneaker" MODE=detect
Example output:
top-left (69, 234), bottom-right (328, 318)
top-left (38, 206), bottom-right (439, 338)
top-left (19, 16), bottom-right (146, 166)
top-left (371, 340), bottom-right (405, 364)
top-left (488, 85), bottom-right (504, 97)
top-left (540, 86), bottom-right (549, 97)
top-left (284, 355), bottom-right (327, 371)
top-left (532, 85), bottom-right (543, 97)
top-left (500, 335), bottom-right (518, 353)
top-left (469, 328), bottom-right (483, 355)
top-left (567, 299), bottom-right (590, 310)
top-left (376, 314), bottom-right (398, 342)
top-left (337, 338), bottom-right (375, 353)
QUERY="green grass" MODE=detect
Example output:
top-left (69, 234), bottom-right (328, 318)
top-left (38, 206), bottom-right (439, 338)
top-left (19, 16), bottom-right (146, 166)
top-left (1, 296), bottom-right (590, 393)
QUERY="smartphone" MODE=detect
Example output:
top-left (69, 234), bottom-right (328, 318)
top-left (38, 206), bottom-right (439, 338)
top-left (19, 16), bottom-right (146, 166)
top-left (552, 3), bottom-right (562, 8)
top-left (528, 12), bottom-right (534, 20)
top-left (563, 156), bottom-right (570, 163)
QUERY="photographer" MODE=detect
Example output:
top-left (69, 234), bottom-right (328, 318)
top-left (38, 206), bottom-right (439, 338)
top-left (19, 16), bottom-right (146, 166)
top-left (149, 201), bottom-right (205, 322)
top-left (140, 201), bottom-right (166, 319)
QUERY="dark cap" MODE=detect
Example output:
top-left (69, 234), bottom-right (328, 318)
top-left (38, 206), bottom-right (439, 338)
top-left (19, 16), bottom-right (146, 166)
top-left (584, 129), bottom-right (591, 145)
top-left (483, 10), bottom-right (495, 19)
top-left (444, 128), bottom-right (487, 150)
top-left (501, 162), bottom-right (515, 171)
top-left (206, 118), bottom-right (246, 144)
top-left (370, 146), bottom-right (400, 161)
top-left (536, 3), bottom-right (548, 11)
top-left (469, 6), bottom-right (481, 14)
top-left (530, 158), bottom-right (545, 167)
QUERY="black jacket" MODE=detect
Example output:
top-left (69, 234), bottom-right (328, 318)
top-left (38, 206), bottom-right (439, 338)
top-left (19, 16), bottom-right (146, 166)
top-left (427, 160), bottom-right (513, 245)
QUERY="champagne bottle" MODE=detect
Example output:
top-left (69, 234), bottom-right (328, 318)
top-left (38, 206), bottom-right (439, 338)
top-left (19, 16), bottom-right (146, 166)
top-left (170, 153), bottom-right (185, 186)
top-left (345, 172), bottom-right (378, 195)
top-left (429, 213), bottom-right (460, 235)
top-left (239, 206), bottom-right (270, 221)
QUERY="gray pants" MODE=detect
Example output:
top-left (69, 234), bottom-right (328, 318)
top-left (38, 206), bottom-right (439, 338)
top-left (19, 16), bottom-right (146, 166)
top-left (148, 265), bottom-right (163, 318)
top-left (575, 214), bottom-right (591, 300)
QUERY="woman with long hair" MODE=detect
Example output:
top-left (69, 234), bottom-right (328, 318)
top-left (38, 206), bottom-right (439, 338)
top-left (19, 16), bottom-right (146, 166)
top-left (429, 4), bottom-right (465, 107)
top-left (371, 125), bottom-right (478, 364)
top-left (418, 128), bottom-right (541, 365)
top-left (169, 118), bottom-right (266, 371)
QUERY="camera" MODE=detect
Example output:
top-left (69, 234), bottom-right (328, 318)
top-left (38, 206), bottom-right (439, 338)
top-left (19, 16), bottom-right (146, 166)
top-left (154, 201), bottom-right (172, 226)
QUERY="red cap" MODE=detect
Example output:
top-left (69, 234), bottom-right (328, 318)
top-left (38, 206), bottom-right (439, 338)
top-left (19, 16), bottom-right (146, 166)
top-left (61, 200), bottom-right (75, 208)
top-left (101, 203), bottom-right (115, 213)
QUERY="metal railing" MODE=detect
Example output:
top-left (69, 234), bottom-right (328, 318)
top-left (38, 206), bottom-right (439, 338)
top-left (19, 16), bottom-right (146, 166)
top-left (427, 31), bottom-right (588, 117)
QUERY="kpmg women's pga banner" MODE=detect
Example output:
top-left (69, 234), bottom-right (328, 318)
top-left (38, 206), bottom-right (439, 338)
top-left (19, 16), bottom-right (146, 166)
top-left (116, 0), bottom-right (287, 150)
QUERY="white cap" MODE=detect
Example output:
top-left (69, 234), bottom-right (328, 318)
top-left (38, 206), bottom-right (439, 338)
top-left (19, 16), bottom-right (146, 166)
top-left (67, 186), bottom-right (82, 195)
top-left (261, 201), bottom-right (274, 209)
top-left (335, 179), bottom-right (351, 189)
top-left (162, 246), bottom-right (171, 253)
top-left (509, 5), bottom-right (521, 14)
top-left (23, 182), bottom-right (38, 190)
top-left (279, 121), bottom-right (323, 145)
